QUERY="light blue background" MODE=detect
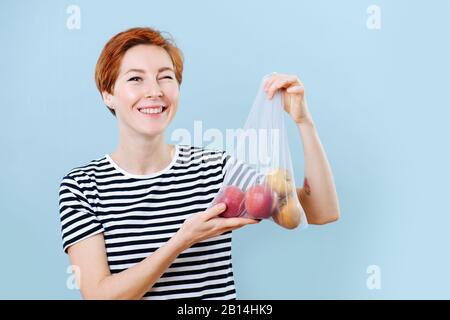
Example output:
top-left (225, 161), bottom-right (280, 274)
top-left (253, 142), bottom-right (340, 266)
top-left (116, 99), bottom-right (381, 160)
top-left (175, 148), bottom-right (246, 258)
top-left (1, 0), bottom-right (449, 299)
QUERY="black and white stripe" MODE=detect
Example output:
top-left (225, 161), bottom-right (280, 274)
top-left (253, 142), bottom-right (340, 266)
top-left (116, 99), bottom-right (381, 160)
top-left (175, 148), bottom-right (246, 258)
top-left (59, 145), bottom-right (257, 300)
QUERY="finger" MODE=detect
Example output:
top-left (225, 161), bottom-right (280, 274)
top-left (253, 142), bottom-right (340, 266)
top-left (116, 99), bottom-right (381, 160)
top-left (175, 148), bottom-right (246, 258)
top-left (204, 203), bottom-right (227, 220)
top-left (268, 76), bottom-right (299, 93)
top-left (224, 217), bottom-right (260, 228)
top-left (263, 73), bottom-right (280, 91)
top-left (286, 85), bottom-right (304, 94)
top-left (222, 220), bottom-right (258, 233)
top-left (267, 76), bottom-right (300, 100)
top-left (267, 80), bottom-right (284, 100)
top-left (264, 72), bottom-right (289, 88)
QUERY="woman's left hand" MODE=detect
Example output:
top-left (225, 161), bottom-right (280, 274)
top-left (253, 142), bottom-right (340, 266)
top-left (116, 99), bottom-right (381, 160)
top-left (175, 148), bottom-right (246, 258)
top-left (263, 73), bottom-right (314, 125)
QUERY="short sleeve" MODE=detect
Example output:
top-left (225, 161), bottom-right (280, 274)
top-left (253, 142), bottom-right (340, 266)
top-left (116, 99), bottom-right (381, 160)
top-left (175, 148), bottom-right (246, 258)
top-left (59, 175), bottom-right (104, 253)
top-left (220, 151), bottom-right (265, 191)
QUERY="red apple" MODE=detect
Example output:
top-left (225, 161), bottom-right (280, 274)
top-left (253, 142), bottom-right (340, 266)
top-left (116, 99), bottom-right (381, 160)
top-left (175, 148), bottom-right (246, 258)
top-left (244, 185), bottom-right (274, 219)
top-left (215, 186), bottom-right (245, 218)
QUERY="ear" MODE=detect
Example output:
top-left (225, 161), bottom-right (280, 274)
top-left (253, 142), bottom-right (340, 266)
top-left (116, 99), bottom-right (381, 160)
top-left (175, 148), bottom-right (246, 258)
top-left (102, 91), bottom-right (114, 111)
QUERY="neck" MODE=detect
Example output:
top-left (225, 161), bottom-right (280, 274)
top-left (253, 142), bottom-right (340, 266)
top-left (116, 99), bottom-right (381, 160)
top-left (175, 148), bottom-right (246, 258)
top-left (111, 130), bottom-right (174, 176)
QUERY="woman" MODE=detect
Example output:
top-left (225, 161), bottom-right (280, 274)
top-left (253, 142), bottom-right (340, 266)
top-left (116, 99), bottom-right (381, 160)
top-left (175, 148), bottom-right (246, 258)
top-left (59, 27), bottom-right (340, 300)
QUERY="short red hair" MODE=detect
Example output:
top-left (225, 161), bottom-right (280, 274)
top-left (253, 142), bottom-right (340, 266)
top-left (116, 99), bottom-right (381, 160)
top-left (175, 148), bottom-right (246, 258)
top-left (95, 27), bottom-right (184, 116)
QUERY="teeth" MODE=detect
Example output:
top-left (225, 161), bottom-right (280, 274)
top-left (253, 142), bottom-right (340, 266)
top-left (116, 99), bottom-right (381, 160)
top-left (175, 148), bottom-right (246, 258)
top-left (139, 106), bottom-right (165, 114)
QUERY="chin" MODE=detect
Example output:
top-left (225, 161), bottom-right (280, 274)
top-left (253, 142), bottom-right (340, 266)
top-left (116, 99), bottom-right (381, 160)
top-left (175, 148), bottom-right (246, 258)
top-left (139, 125), bottom-right (167, 137)
top-left (118, 106), bottom-right (176, 138)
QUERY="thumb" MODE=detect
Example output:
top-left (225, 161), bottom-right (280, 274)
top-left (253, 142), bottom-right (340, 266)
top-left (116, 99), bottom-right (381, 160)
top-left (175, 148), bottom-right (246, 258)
top-left (204, 203), bottom-right (227, 220)
top-left (286, 85), bottom-right (304, 94)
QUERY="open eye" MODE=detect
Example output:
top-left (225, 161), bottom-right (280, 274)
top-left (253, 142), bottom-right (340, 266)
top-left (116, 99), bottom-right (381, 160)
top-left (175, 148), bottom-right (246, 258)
top-left (128, 76), bottom-right (142, 82)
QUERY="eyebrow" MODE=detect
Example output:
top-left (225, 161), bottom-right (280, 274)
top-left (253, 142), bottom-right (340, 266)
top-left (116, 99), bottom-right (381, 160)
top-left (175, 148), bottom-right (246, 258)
top-left (124, 67), bottom-right (175, 75)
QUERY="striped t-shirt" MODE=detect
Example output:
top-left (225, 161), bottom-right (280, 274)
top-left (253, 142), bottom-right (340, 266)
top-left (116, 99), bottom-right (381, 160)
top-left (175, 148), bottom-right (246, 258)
top-left (58, 144), bottom-right (260, 300)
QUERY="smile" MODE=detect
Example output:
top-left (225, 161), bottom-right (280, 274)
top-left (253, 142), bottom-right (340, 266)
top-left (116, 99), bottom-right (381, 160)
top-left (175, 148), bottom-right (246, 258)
top-left (137, 105), bottom-right (168, 116)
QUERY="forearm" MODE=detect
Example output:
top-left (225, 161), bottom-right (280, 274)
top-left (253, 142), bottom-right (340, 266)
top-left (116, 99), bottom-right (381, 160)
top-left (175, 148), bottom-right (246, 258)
top-left (89, 233), bottom-right (189, 300)
top-left (297, 121), bottom-right (340, 224)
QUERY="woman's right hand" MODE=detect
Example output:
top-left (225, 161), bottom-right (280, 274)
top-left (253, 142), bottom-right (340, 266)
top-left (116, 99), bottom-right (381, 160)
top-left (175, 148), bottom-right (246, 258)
top-left (176, 203), bottom-right (260, 248)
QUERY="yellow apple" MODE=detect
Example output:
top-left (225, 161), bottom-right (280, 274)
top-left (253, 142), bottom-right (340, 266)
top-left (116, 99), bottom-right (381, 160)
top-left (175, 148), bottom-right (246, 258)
top-left (265, 168), bottom-right (294, 196)
top-left (272, 196), bottom-right (302, 229)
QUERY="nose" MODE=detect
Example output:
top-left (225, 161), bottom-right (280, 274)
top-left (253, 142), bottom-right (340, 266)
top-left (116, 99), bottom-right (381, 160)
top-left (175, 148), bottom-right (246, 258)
top-left (144, 79), bottom-right (163, 98)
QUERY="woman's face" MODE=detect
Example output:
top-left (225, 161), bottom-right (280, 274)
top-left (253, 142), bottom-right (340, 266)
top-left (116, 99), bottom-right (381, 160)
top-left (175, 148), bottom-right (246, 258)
top-left (104, 44), bottom-right (180, 138)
